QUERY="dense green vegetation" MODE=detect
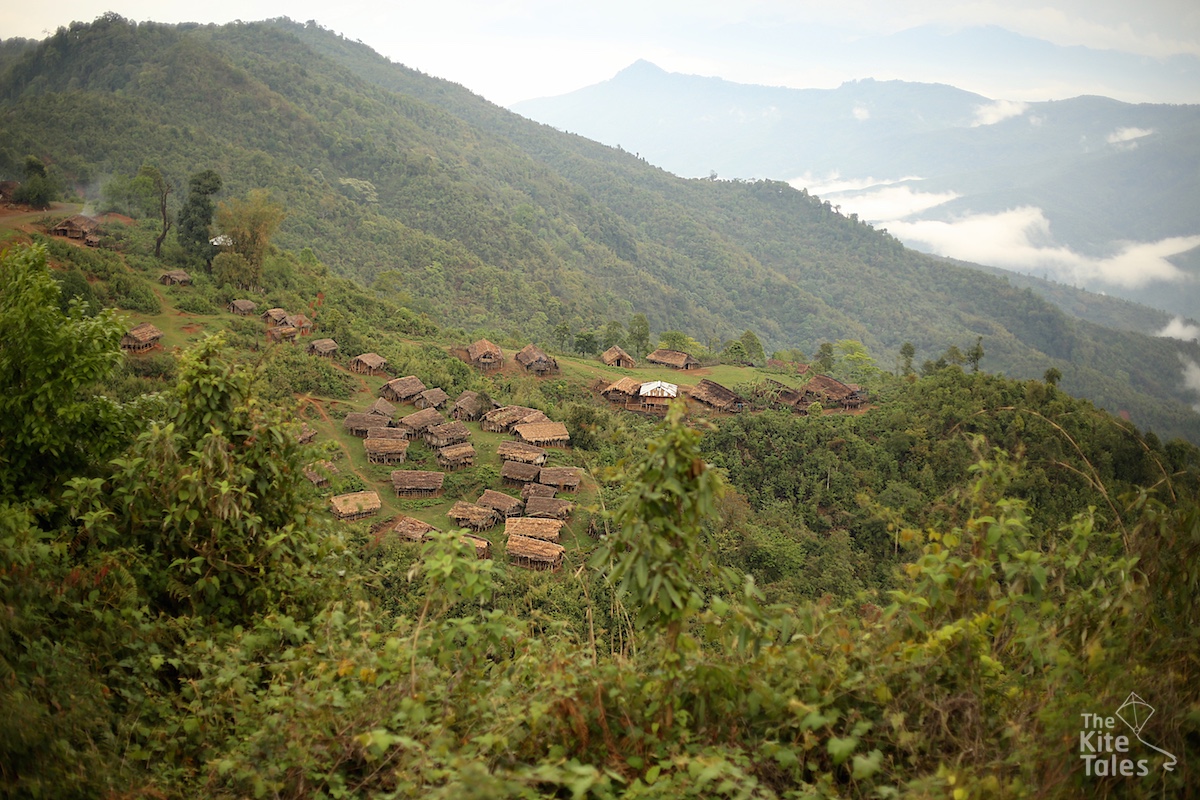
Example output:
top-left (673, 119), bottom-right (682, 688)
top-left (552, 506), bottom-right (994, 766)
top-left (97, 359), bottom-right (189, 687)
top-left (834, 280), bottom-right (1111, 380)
top-left (1, 15), bottom-right (1199, 442)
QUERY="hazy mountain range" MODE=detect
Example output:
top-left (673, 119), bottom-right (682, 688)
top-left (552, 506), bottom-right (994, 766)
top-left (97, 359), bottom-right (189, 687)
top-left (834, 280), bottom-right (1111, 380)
top-left (512, 61), bottom-right (1200, 320)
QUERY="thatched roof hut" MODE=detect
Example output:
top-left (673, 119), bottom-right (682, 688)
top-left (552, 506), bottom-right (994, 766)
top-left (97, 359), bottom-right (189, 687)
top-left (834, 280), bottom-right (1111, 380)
top-left (521, 482), bottom-right (557, 500)
top-left (602, 377), bottom-right (643, 403)
top-left (52, 214), bottom-right (100, 239)
top-left (513, 421), bottom-right (571, 448)
top-left (159, 269), bottom-right (192, 286)
top-left (424, 420), bottom-right (470, 448)
top-left (380, 375), bottom-right (426, 403)
top-left (496, 440), bottom-right (548, 465)
top-left (481, 405), bottom-right (540, 433)
top-left (391, 515), bottom-right (438, 543)
top-left (601, 345), bottom-right (636, 368)
top-left (415, 387), bottom-right (450, 410)
top-left (266, 325), bottom-right (298, 343)
top-left (506, 534), bottom-right (565, 571)
top-left (330, 491), bottom-right (381, 521)
top-left (303, 460), bottom-right (338, 488)
top-left (447, 501), bottom-right (501, 532)
top-left (688, 379), bottom-right (747, 413)
top-left (515, 344), bottom-right (558, 375)
top-left (505, 517), bottom-right (564, 543)
top-left (350, 352), bottom-right (388, 375)
top-left (342, 412), bottom-right (376, 437)
top-left (398, 407), bottom-right (445, 437)
top-left (296, 422), bottom-right (318, 444)
top-left (284, 313), bottom-right (312, 333)
top-left (801, 374), bottom-right (857, 409)
top-left (460, 533), bottom-right (492, 560)
top-left (524, 496), bottom-right (575, 520)
top-left (228, 299), bottom-right (257, 315)
top-left (477, 489), bottom-right (524, 518)
top-left (367, 426), bottom-right (407, 440)
top-left (501, 460), bottom-right (542, 486)
top-left (306, 338), bottom-right (338, 357)
top-left (120, 322), bottom-right (164, 353)
top-left (451, 389), bottom-right (489, 421)
top-left (437, 442), bottom-right (476, 470)
top-left (466, 339), bottom-right (503, 370)
top-left (262, 308), bottom-right (289, 326)
top-left (646, 349), bottom-right (700, 370)
top-left (538, 467), bottom-right (582, 492)
top-left (391, 470), bottom-right (445, 497)
top-left (367, 397), bottom-right (396, 420)
top-left (365, 437), bottom-right (409, 465)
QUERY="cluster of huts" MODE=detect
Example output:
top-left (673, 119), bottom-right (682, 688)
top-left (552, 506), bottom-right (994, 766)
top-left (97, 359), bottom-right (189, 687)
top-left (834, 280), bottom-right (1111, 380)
top-left (461, 339), bottom-right (559, 376)
top-left (324, 375), bottom-right (577, 571)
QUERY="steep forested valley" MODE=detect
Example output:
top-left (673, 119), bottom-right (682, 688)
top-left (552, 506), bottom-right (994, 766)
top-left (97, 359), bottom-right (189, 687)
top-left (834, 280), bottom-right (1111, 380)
top-left (1, 14), bottom-right (1199, 799)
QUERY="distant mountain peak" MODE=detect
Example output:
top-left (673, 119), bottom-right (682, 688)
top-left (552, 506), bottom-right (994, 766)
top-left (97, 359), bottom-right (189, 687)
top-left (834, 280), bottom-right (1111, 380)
top-left (614, 59), bottom-right (668, 79)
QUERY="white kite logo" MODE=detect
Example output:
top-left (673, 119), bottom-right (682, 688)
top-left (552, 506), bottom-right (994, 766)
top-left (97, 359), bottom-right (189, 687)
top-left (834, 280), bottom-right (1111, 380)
top-left (1115, 692), bottom-right (1177, 772)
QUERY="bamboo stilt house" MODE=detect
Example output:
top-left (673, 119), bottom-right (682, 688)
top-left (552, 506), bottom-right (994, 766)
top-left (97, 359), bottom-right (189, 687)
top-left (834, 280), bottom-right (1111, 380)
top-left (159, 269), bottom-right (192, 286)
top-left (451, 389), bottom-right (489, 421)
top-left (523, 496), bottom-right (575, 520)
top-left (600, 345), bottom-right (636, 368)
top-left (367, 397), bottom-right (396, 420)
top-left (391, 515), bottom-right (438, 543)
top-left (496, 441), bottom-right (548, 466)
top-left (447, 501), bottom-right (501, 532)
top-left (424, 420), bottom-right (470, 448)
top-left (415, 387), bottom-right (450, 410)
top-left (646, 348), bottom-right (701, 370)
top-left (506, 534), bottom-right (565, 572)
top-left (476, 489), bottom-right (524, 518)
top-left (521, 482), bottom-right (557, 500)
top-left (350, 352), bottom-right (388, 376)
top-left (515, 344), bottom-right (558, 376)
top-left (538, 467), bottom-right (582, 492)
top-left (228, 299), bottom-right (257, 315)
top-left (380, 375), bottom-right (426, 403)
top-left (501, 460), bottom-right (542, 486)
top-left (367, 426), bottom-right (407, 440)
top-left (307, 338), bottom-right (338, 357)
top-left (504, 517), bottom-right (564, 543)
top-left (284, 314), bottom-right (312, 334)
top-left (398, 408), bottom-right (445, 438)
top-left (266, 325), bottom-right (298, 343)
top-left (365, 437), bottom-right (409, 465)
top-left (437, 442), bottom-right (476, 470)
top-left (514, 422), bottom-right (571, 448)
top-left (120, 323), bottom-right (164, 353)
top-left (688, 379), bottom-right (747, 413)
top-left (481, 405), bottom-right (541, 433)
top-left (261, 308), bottom-right (288, 327)
top-left (391, 470), bottom-right (445, 497)
top-left (342, 412), bottom-right (376, 438)
top-left (330, 491), bottom-right (381, 521)
top-left (466, 339), bottom-right (503, 371)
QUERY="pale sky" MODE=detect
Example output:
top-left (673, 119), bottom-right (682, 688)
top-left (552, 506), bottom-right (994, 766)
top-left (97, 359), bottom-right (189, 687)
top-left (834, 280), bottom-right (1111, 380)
top-left (3, 1), bottom-right (1199, 106)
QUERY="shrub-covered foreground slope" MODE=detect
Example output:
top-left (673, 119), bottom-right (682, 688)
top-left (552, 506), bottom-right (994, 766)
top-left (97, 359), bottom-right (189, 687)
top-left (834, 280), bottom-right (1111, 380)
top-left (1, 15), bottom-right (1200, 442)
top-left (2, 238), bottom-right (1199, 798)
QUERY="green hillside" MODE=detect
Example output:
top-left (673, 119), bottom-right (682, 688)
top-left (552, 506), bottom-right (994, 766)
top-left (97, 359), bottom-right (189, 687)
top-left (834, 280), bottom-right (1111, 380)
top-left (2, 15), bottom-right (1200, 442)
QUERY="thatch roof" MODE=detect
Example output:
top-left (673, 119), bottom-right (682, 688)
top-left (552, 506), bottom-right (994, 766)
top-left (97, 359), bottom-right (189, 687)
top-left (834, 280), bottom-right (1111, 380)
top-left (122, 322), bottom-right (163, 346)
top-left (451, 389), bottom-right (488, 420)
top-left (437, 442), bottom-right (476, 468)
top-left (521, 482), bottom-right (557, 500)
top-left (342, 412), bottom-right (376, 436)
top-left (447, 501), bottom-right (500, 531)
top-left (467, 338), bottom-right (502, 362)
top-left (600, 345), bottom-right (636, 367)
top-left (496, 440), bottom-right (548, 465)
top-left (367, 426), bottom-right (407, 440)
top-left (284, 313), bottom-right (312, 330)
top-left (646, 349), bottom-right (700, 369)
top-left (262, 307), bottom-right (289, 324)
top-left (391, 515), bottom-right (438, 543)
top-left (391, 470), bottom-right (445, 493)
top-left (603, 377), bottom-right (643, 398)
top-left (505, 517), bottom-right (565, 543)
top-left (307, 338), bottom-right (338, 356)
top-left (524, 496), bottom-right (575, 520)
top-left (367, 397), bottom-right (396, 419)
top-left (160, 269), bottom-right (192, 285)
top-left (364, 438), bottom-right (410, 456)
top-left (505, 534), bottom-right (565, 570)
top-left (460, 534), bottom-right (492, 559)
top-left (482, 405), bottom-right (540, 432)
top-left (229, 299), bottom-right (257, 314)
top-left (477, 489), bottom-right (524, 516)
top-left (804, 374), bottom-right (855, 402)
top-left (689, 379), bottom-right (746, 412)
top-left (52, 214), bottom-right (100, 236)
top-left (424, 420), bottom-right (470, 446)
top-left (296, 422), bottom-right (317, 444)
top-left (352, 352), bottom-right (388, 371)
top-left (538, 467), bottom-right (582, 491)
top-left (399, 407), bottom-right (444, 434)
top-left (501, 460), bottom-right (542, 483)
top-left (330, 491), bottom-right (381, 519)
top-left (416, 387), bottom-right (450, 408)
top-left (514, 421), bottom-right (571, 447)
top-left (515, 343), bottom-right (557, 373)
top-left (266, 325), bottom-right (297, 342)
top-left (303, 460), bottom-right (338, 486)
top-left (639, 380), bottom-right (678, 398)
top-left (381, 375), bottom-right (426, 402)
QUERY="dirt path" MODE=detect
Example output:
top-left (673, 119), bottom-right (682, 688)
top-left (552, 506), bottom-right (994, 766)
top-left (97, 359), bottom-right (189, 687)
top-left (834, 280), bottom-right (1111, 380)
top-left (297, 394), bottom-right (375, 487)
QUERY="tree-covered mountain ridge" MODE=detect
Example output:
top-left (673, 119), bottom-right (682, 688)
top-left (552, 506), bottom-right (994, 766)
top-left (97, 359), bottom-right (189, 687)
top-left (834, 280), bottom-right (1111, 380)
top-left (2, 14), bottom-right (1199, 442)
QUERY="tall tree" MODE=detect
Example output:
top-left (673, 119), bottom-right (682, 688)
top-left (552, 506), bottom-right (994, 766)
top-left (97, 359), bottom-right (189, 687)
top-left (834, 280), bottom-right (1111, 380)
top-left (966, 336), bottom-right (985, 373)
top-left (12, 155), bottom-right (56, 209)
top-left (136, 164), bottom-right (172, 258)
top-left (627, 313), bottom-right (651, 357)
top-left (739, 329), bottom-right (765, 365)
top-left (899, 341), bottom-right (916, 375)
top-left (214, 189), bottom-right (286, 279)
top-left (176, 169), bottom-right (222, 265)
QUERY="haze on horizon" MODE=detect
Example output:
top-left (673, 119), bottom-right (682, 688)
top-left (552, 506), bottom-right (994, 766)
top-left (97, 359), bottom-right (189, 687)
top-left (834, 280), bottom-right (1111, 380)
top-left (3, 0), bottom-right (1198, 107)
